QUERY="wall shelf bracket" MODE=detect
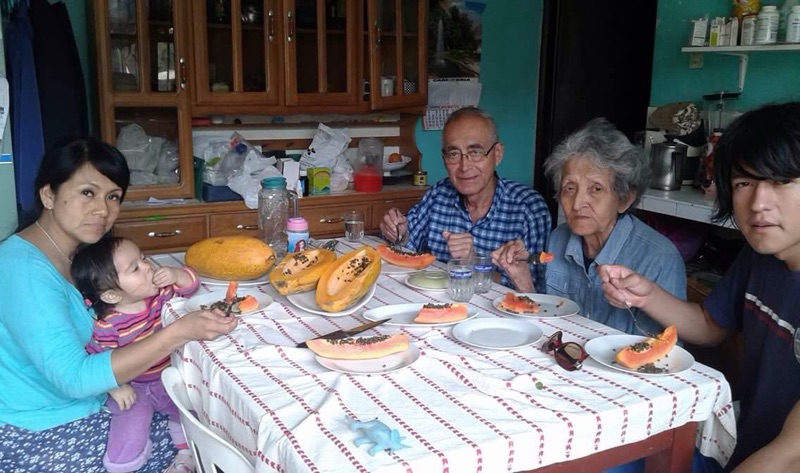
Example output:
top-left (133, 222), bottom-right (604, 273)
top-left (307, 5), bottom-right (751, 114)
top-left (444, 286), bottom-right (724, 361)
top-left (719, 52), bottom-right (748, 92)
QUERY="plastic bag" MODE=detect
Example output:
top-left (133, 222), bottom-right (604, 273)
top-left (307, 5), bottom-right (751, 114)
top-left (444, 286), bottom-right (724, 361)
top-left (117, 123), bottom-right (157, 173)
top-left (330, 155), bottom-right (354, 191)
top-left (155, 140), bottom-right (179, 184)
top-left (202, 141), bottom-right (232, 185)
top-left (299, 123), bottom-right (351, 170)
top-left (228, 161), bottom-right (282, 209)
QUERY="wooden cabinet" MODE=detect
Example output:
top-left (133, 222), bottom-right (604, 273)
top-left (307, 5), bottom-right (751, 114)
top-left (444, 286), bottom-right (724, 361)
top-left (114, 185), bottom-right (426, 251)
top-left (369, 196), bottom-right (420, 229)
top-left (365, 0), bottom-right (428, 110)
top-left (188, 0), bottom-right (426, 114)
top-left (114, 215), bottom-right (208, 252)
top-left (93, 0), bottom-right (196, 201)
top-left (209, 212), bottom-right (260, 237)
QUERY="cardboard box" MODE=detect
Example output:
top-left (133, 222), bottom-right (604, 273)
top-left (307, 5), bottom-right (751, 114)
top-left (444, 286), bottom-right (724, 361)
top-left (307, 167), bottom-right (331, 195)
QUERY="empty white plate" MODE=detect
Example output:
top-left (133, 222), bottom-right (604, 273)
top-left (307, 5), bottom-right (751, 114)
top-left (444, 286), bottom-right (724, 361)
top-left (286, 283), bottom-right (377, 317)
top-left (452, 318), bottom-right (543, 350)
top-left (315, 345), bottom-right (420, 375)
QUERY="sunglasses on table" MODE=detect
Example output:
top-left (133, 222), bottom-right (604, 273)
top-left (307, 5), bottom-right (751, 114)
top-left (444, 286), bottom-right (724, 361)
top-left (543, 331), bottom-right (588, 371)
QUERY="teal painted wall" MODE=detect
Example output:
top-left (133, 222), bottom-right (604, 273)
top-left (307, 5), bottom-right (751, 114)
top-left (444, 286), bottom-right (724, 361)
top-left (416, 1), bottom-right (543, 186)
top-left (651, 0), bottom-right (800, 110)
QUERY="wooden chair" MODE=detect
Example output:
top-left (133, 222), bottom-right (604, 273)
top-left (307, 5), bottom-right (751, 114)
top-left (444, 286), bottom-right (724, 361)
top-left (161, 367), bottom-right (255, 473)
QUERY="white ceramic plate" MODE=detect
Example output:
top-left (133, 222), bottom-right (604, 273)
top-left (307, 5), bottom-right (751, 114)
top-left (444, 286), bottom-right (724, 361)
top-left (383, 155), bottom-right (412, 172)
top-left (492, 293), bottom-right (580, 318)
top-left (184, 289), bottom-right (273, 315)
top-left (452, 318), bottom-right (543, 350)
top-left (286, 283), bottom-right (377, 317)
top-left (584, 334), bottom-right (695, 376)
top-left (150, 253), bottom-right (270, 287)
top-left (315, 345), bottom-right (420, 375)
top-left (404, 271), bottom-right (448, 292)
top-left (363, 303), bottom-right (478, 327)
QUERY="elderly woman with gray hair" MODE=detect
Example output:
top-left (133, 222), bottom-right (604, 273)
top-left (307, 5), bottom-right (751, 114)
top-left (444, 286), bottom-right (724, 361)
top-left (493, 118), bottom-right (685, 336)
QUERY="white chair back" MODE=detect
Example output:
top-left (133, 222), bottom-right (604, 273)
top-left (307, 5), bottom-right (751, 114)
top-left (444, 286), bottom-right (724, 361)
top-left (161, 367), bottom-right (255, 473)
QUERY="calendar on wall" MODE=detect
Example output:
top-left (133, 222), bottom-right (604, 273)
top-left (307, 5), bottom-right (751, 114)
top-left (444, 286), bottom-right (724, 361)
top-left (423, 79), bottom-right (482, 131)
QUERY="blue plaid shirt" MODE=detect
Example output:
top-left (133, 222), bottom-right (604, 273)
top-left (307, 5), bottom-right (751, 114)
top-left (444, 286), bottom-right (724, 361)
top-left (405, 176), bottom-right (552, 288)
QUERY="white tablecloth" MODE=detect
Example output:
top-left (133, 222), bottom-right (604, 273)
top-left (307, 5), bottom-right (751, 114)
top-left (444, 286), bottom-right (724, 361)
top-left (161, 237), bottom-right (736, 473)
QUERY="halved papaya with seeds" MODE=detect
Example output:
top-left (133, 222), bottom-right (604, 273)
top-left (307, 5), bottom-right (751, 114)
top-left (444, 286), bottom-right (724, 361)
top-left (376, 244), bottom-right (436, 269)
top-left (315, 246), bottom-right (381, 312)
top-left (615, 325), bottom-right (678, 369)
top-left (269, 248), bottom-right (337, 295)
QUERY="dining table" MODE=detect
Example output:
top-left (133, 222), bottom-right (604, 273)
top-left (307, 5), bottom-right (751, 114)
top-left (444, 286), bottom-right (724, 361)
top-left (157, 236), bottom-right (737, 473)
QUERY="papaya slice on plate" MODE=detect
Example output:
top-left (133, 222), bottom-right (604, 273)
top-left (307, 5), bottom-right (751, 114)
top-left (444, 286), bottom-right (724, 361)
top-left (414, 303), bottom-right (468, 323)
top-left (307, 334), bottom-right (410, 360)
top-left (237, 294), bottom-right (259, 313)
top-left (615, 325), bottom-right (678, 370)
top-left (376, 244), bottom-right (436, 269)
top-left (498, 292), bottom-right (540, 314)
top-left (225, 281), bottom-right (239, 304)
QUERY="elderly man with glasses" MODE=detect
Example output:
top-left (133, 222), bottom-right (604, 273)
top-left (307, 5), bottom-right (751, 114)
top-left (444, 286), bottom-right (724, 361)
top-left (379, 106), bottom-right (551, 289)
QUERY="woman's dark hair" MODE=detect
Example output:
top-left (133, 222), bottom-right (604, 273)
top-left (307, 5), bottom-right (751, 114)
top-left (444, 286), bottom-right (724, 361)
top-left (713, 102), bottom-right (800, 224)
top-left (20, 137), bottom-right (130, 229)
top-left (71, 236), bottom-right (125, 319)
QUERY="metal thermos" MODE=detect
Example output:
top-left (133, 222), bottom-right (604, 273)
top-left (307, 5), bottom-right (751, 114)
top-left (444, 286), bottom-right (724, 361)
top-left (649, 139), bottom-right (688, 191)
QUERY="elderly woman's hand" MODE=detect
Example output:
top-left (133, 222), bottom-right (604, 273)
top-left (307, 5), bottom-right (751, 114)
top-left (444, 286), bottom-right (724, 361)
top-left (442, 231), bottom-right (474, 259)
top-left (491, 240), bottom-right (535, 293)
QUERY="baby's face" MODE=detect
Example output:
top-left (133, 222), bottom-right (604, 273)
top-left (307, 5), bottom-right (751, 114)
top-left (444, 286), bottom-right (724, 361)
top-left (113, 239), bottom-right (159, 303)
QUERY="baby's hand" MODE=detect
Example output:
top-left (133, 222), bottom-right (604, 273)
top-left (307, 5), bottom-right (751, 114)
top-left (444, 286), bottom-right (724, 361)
top-left (109, 384), bottom-right (136, 411)
top-left (152, 267), bottom-right (179, 288)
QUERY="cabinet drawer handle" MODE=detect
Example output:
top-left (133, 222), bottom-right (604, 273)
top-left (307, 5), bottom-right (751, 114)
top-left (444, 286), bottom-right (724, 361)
top-left (179, 57), bottom-right (186, 89)
top-left (236, 224), bottom-right (258, 230)
top-left (147, 229), bottom-right (182, 238)
top-left (319, 217), bottom-right (343, 224)
top-left (267, 9), bottom-right (275, 42)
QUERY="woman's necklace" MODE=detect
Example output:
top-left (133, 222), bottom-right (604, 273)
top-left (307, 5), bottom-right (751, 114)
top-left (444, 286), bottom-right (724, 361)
top-left (35, 220), bottom-right (73, 263)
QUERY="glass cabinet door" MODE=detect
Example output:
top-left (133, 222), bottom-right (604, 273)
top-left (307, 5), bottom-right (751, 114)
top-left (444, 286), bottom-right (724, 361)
top-left (114, 107), bottom-right (179, 185)
top-left (192, 0), bottom-right (281, 106)
top-left (284, 0), bottom-right (359, 106)
top-left (367, 0), bottom-right (427, 110)
top-left (106, 0), bottom-right (186, 94)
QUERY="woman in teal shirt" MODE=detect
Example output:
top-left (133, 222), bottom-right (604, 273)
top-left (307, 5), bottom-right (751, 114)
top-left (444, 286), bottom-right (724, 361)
top-left (0, 138), bottom-right (237, 472)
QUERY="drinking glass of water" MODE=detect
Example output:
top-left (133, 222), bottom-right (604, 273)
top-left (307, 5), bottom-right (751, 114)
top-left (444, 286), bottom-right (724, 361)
top-left (344, 210), bottom-right (365, 242)
top-left (447, 258), bottom-right (475, 302)
top-left (471, 254), bottom-right (493, 294)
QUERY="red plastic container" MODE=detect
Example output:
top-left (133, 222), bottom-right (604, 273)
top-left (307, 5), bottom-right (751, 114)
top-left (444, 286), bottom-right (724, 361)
top-left (354, 170), bottom-right (383, 192)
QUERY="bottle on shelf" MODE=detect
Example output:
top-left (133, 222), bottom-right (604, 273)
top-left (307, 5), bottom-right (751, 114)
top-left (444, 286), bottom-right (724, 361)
top-left (786, 5), bottom-right (800, 42)
top-left (287, 217), bottom-right (309, 253)
top-left (755, 5), bottom-right (780, 44)
top-left (258, 177), bottom-right (291, 258)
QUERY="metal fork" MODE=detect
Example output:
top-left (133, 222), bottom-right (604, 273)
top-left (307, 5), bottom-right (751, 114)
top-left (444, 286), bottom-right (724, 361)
top-left (391, 223), bottom-right (405, 251)
top-left (624, 301), bottom-right (658, 338)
